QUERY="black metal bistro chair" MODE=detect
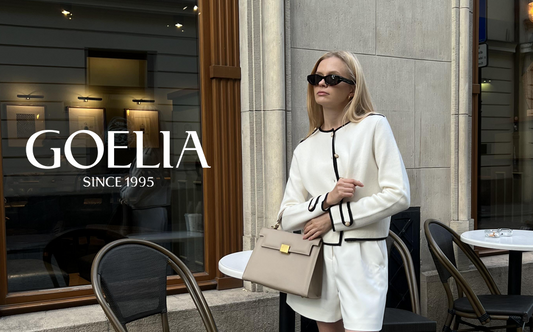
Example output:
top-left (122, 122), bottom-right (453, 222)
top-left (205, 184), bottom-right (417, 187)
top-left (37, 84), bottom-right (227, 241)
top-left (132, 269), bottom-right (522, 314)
top-left (91, 238), bottom-right (217, 332)
top-left (424, 219), bottom-right (533, 332)
top-left (381, 230), bottom-right (437, 332)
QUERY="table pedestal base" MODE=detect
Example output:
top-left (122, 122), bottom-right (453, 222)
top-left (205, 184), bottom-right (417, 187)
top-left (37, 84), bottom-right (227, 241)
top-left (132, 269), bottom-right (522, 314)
top-left (279, 293), bottom-right (294, 332)
top-left (507, 251), bottom-right (523, 332)
top-left (279, 293), bottom-right (319, 332)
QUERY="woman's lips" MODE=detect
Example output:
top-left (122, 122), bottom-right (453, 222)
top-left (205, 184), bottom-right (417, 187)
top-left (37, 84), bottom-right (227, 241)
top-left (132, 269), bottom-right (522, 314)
top-left (317, 91), bottom-right (329, 96)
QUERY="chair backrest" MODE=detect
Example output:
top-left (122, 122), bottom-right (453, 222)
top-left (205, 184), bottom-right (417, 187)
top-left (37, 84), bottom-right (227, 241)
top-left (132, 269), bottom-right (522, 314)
top-left (424, 219), bottom-right (500, 322)
top-left (91, 239), bottom-right (217, 332)
top-left (386, 230), bottom-right (421, 314)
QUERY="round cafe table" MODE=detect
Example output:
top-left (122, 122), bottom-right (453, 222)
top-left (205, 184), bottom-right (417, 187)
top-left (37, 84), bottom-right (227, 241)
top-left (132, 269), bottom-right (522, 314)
top-left (460, 230), bottom-right (533, 295)
top-left (218, 250), bottom-right (312, 332)
top-left (218, 250), bottom-right (252, 279)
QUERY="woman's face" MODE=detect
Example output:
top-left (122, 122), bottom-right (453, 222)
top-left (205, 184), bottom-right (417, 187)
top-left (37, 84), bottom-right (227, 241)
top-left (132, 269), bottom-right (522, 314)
top-left (313, 57), bottom-right (355, 111)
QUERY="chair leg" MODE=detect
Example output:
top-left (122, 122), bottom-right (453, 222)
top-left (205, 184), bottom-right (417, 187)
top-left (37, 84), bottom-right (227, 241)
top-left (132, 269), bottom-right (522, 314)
top-left (452, 316), bottom-right (460, 331)
top-left (443, 312), bottom-right (455, 332)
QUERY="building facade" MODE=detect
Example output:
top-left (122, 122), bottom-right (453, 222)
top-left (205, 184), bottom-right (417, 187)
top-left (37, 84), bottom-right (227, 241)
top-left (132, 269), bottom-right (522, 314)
top-left (1, 0), bottom-right (533, 330)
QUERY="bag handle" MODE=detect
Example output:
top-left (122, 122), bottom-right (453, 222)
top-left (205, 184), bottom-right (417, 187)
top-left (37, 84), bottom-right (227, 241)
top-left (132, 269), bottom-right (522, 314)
top-left (272, 207), bottom-right (287, 230)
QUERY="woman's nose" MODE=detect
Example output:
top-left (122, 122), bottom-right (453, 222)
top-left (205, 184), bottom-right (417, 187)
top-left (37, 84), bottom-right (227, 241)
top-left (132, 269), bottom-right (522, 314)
top-left (318, 78), bottom-right (327, 87)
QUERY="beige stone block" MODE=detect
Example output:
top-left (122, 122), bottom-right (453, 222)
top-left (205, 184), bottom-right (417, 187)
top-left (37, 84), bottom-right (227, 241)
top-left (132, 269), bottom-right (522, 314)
top-left (291, 106), bottom-right (311, 151)
top-left (381, 110), bottom-right (414, 169)
top-left (241, 110), bottom-right (253, 238)
top-left (290, 48), bottom-right (324, 115)
top-left (376, 0), bottom-right (452, 60)
top-left (415, 60), bottom-right (452, 168)
top-left (420, 270), bottom-right (448, 326)
top-left (420, 168), bottom-right (451, 272)
top-left (291, 0), bottom-right (375, 54)
top-left (358, 55), bottom-right (415, 113)
top-left (406, 168), bottom-right (420, 207)
top-left (264, 110), bottom-right (287, 227)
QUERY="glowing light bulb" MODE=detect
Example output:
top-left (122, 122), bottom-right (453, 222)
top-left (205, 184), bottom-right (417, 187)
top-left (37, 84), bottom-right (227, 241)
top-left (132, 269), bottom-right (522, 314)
top-left (194, 5), bottom-right (198, 11)
top-left (175, 23), bottom-right (183, 28)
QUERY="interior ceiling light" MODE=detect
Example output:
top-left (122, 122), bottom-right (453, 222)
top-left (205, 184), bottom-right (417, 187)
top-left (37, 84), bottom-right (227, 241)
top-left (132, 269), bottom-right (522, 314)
top-left (194, 5), bottom-right (198, 11)
top-left (175, 23), bottom-right (183, 28)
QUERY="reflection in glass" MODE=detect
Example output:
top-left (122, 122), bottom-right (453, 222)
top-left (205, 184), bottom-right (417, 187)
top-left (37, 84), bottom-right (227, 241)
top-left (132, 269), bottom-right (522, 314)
top-left (477, 0), bottom-right (533, 230)
top-left (1, 0), bottom-right (203, 292)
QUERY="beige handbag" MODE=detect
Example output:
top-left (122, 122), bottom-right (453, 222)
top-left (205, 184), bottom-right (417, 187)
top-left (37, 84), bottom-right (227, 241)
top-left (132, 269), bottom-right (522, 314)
top-left (242, 221), bottom-right (323, 298)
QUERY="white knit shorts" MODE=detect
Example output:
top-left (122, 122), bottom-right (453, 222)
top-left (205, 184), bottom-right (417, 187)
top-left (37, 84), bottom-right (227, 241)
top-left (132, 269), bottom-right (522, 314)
top-left (286, 240), bottom-right (388, 331)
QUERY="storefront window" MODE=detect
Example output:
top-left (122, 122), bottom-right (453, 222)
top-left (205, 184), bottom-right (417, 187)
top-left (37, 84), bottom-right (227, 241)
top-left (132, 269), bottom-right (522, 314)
top-left (0, 0), bottom-right (204, 293)
top-left (478, 0), bottom-right (533, 230)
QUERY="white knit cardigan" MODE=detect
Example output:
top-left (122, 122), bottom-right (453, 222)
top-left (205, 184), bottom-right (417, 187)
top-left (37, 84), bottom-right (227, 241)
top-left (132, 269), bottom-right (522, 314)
top-left (277, 114), bottom-right (410, 245)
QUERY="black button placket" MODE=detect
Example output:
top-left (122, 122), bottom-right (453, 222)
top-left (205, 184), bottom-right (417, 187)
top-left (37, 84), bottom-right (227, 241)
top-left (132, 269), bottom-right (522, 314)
top-left (331, 130), bottom-right (340, 181)
top-left (318, 122), bottom-right (351, 245)
top-left (331, 129), bottom-right (347, 226)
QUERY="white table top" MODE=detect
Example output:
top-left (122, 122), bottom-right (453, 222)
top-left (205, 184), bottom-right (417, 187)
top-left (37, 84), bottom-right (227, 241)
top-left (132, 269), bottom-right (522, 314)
top-left (218, 250), bottom-right (253, 279)
top-left (461, 230), bottom-right (533, 251)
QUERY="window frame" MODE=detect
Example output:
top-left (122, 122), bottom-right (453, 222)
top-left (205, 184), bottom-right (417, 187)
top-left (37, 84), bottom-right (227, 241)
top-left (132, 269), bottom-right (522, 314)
top-left (0, 0), bottom-right (242, 315)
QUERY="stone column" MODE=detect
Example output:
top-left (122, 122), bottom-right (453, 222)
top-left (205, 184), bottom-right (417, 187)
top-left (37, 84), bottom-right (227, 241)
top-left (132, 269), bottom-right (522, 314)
top-left (239, 0), bottom-right (288, 289)
top-left (451, 0), bottom-right (474, 267)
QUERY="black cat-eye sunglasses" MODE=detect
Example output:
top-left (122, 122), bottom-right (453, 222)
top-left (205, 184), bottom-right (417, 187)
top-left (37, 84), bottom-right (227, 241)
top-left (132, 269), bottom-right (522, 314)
top-left (307, 74), bottom-right (355, 86)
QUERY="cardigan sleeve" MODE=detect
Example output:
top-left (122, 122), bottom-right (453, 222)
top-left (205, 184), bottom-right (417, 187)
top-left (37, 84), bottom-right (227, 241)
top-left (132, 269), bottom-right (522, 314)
top-left (329, 116), bottom-right (410, 231)
top-left (277, 152), bottom-right (330, 232)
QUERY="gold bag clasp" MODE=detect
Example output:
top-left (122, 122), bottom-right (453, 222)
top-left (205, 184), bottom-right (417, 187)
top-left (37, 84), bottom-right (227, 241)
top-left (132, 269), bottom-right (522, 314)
top-left (280, 244), bottom-right (290, 254)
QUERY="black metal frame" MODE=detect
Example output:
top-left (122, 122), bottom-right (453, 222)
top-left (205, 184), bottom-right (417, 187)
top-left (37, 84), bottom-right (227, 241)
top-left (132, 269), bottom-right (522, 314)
top-left (91, 238), bottom-right (218, 332)
top-left (424, 219), bottom-right (533, 332)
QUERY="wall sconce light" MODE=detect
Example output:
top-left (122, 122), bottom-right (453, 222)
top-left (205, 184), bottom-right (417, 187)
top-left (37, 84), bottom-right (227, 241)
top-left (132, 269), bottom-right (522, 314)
top-left (132, 99), bottom-right (155, 105)
top-left (61, 4), bottom-right (73, 20)
top-left (78, 96), bottom-right (103, 102)
top-left (17, 94), bottom-right (44, 100)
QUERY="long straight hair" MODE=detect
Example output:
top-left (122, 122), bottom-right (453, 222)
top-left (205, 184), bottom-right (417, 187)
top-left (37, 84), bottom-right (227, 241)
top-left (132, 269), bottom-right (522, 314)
top-left (304, 51), bottom-right (376, 138)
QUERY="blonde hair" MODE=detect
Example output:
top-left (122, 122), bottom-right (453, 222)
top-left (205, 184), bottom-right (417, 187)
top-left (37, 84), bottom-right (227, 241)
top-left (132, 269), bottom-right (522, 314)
top-left (304, 51), bottom-right (376, 138)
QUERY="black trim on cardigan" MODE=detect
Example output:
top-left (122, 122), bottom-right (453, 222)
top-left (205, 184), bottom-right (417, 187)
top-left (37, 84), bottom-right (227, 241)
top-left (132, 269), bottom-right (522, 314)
top-left (299, 128), bottom-right (319, 143)
top-left (323, 231), bottom-right (343, 246)
top-left (345, 202), bottom-right (354, 226)
top-left (321, 192), bottom-right (330, 211)
top-left (318, 121), bottom-right (350, 133)
top-left (328, 208), bottom-right (335, 232)
top-left (308, 195), bottom-right (321, 212)
top-left (339, 199), bottom-right (348, 226)
top-left (332, 131), bottom-right (340, 180)
top-left (344, 237), bottom-right (387, 242)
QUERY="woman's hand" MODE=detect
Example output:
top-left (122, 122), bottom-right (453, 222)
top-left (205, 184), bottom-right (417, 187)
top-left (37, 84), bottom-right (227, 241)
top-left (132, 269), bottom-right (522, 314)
top-left (325, 178), bottom-right (364, 208)
top-left (303, 213), bottom-right (332, 240)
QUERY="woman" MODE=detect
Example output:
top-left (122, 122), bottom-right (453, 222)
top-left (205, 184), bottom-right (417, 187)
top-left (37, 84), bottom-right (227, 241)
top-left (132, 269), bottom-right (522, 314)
top-left (277, 51), bottom-right (410, 332)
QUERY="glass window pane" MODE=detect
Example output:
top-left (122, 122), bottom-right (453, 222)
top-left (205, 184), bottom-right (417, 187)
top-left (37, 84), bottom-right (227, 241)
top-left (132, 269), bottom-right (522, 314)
top-left (0, 0), bottom-right (204, 293)
top-left (477, 0), bottom-right (533, 230)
